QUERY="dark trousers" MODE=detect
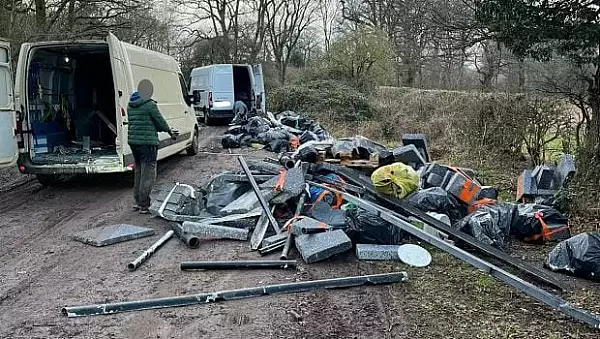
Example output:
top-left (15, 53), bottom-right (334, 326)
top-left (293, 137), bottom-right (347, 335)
top-left (131, 145), bottom-right (158, 208)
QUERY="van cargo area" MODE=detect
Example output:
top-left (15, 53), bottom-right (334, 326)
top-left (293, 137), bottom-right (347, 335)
top-left (26, 43), bottom-right (119, 165)
top-left (233, 65), bottom-right (252, 107)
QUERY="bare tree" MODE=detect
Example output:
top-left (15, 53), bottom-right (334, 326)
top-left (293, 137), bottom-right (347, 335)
top-left (265, 0), bottom-right (315, 84)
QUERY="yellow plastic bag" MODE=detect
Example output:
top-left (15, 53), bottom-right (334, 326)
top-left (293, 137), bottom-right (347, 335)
top-left (371, 162), bottom-right (419, 199)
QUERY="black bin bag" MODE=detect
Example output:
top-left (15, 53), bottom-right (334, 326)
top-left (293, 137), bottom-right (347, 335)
top-left (546, 232), bottom-right (600, 281)
top-left (346, 208), bottom-right (404, 245)
top-left (455, 202), bottom-right (517, 249)
top-left (406, 187), bottom-right (468, 223)
top-left (204, 174), bottom-right (250, 216)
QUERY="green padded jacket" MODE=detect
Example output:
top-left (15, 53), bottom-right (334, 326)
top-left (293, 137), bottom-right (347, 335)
top-left (127, 95), bottom-right (170, 146)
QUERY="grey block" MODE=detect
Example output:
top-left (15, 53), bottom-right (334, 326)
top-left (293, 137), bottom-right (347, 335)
top-left (392, 144), bottom-right (426, 170)
top-left (356, 244), bottom-right (400, 261)
top-left (182, 222), bottom-right (249, 240)
top-left (444, 172), bottom-right (481, 204)
top-left (426, 173), bottom-right (443, 187)
top-left (291, 217), bottom-right (331, 236)
top-left (440, 170), bottom-right (454, 189)
top-left (402, 133), bottom-right (430, 162)
top-left (295, 229), bottom-right (352, 264)
top-left (517, 170), bottom-right (537, 201)
top-left (220, 189), bottom-right (278, 215)
top-left (72, 224), bottom-right (155, 247)
top-left (150, 183), bottom-right (202, 217)
top-left (532, 165), bottom-right (555, 190)
top-left (476, 186), bottom-right (498, 200)
top-left (259, 167), bottom-right (305, 197)
top-left (556, 154), bottom-right (576, 188)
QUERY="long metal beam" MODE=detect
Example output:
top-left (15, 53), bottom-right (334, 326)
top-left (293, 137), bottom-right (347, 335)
top-left (308, 182), bottom-right (600, 329)
top-left (62, 272), bottom-right (408, 318)
top-left (239, 156), bottom-right (281, 234)
top-left (181, 260), bottom-right (297, 270)
top-left (314, 165), bottom-right (566, 292)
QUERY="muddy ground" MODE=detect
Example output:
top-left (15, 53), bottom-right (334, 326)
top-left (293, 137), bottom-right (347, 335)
top-left (0, 125), bottom-right (599, 339)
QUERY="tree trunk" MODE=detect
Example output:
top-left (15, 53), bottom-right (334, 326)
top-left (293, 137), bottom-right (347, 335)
top-left (35, 0), bottom-right (47, 32)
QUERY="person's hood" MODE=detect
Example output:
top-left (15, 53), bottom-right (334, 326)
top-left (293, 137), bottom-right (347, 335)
top-left (128, 92), bottom-right (151, 108)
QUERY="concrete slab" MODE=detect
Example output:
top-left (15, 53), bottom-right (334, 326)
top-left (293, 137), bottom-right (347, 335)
top-left (532, 165), bottom-right (555, 190)
top-left (556, 154), bottom-right (576, 188)
top-left (402, 133), bottom-right (430, 162)
top-left (72, 224), bottom-right (155, 247)
top-left (392, 144), bottom-right (426, 170)
top-left (356, 244), bottom-right (400, 261)
top-left (517, 170), bottom-right (537, 202)
top-left (182, 222), bottom-right (249, 240)
top-left (295, 229), bottom-right (352, 264)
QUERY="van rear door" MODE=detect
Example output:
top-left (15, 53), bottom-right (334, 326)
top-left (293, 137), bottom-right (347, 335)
top-left (252, 64), bottom-right (265, 113)
top-left (0, 40), bottom-right (18, 168)
top-left (107, 33), bottom-right (129, 165)
top-left (212, 65), bottom-right (234, 111)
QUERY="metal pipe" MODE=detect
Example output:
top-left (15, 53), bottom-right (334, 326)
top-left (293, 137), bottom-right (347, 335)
top-left (281, 191), bottom-right (307, 260)
top-left (280, 233), bottom-right (293, 260)
top-left (169, 222), bottom-right (200, 249)
top-left (278, 155), bottom-right (295, 169)
top-left (181, 260), bottom-right (297, 270)
top-left (62, 272), bottom-right (408, 318)
top-left (239, 156), bottom-right (281, 234)
top-left (259, 239), bottom-right (286, 255)
top-left (308, 182), bottom-right (600, 329)
top-left (313, 164), bottom-right (567, 292)
top-left (127, 230), bottom-right (174, 271)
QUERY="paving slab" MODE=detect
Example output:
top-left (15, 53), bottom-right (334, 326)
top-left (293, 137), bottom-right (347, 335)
top-left (72, 224), bottom-right (155, 247)
top-left (295, 229), bottom-right (352, 264)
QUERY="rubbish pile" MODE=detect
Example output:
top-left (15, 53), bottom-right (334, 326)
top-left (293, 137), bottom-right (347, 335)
top-left (517, 154), bottom-right (576, 206)
top-left (62, 130), bottom-right (600, 328)
top-left (147, 131), bottom-right (600, 328)
top-left (221, 111), bottom-right (331, 152)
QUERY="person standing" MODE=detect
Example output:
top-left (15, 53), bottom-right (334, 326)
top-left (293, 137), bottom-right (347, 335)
top-left (127, 79), bottom-right (177, 214)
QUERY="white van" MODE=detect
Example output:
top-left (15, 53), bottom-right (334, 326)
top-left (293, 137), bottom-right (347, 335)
top-left (189, 64), bottom-right (265, 124)
top-left (0, 33), bottom-right (200, 185)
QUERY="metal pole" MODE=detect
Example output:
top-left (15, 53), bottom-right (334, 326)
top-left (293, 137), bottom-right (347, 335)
top-left (238, 156), bottom-right (281, 234)
top-left (169, 222), bottom-right (200, 249)
top-left (308, 182), bottom-right (600, 329)
top-left (281, 191), bottom-right (307, 260)
top-left (314, 165), bottom-right (566, 291)
top-left (181, 260), bottom-right (297, 270)
top-left (259, 239), bottom-right (287, 255)
top-left (127, 230), bottom-right (174, 271)
top-left (62, 272), bottom-right (408, 318)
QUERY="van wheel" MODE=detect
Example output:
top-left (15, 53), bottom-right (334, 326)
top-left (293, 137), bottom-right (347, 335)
top-left (36, 174), bottom-right (63, 186)
top-left (187, 129), bottom-right (199, 156)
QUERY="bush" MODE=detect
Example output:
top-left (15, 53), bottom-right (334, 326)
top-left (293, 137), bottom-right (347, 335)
top-left (268, 80), bottom-right (374, 123)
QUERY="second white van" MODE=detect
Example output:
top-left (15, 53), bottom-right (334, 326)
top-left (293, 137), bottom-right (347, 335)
top-left (189, 64), bottom-right (265, 124)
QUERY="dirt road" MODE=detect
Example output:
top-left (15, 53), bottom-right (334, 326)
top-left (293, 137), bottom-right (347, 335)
top-left (1, 126), bottom-right (599, 339)
top-left (0, 126), bottom-right (399, 339)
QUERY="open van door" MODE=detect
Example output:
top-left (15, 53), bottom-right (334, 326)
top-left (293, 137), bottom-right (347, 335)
top-left (252, 64), bottom-right (265, 114)
top-left (0, 40), bottom-right (18, 168)
top-left (107, 33), bottom-right (131, 164)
